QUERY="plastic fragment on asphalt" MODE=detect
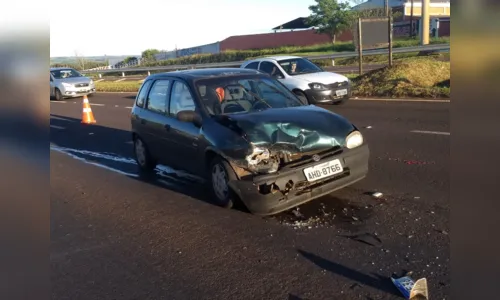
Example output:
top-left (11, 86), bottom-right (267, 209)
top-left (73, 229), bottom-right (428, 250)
top-left (371, 192), bottom-right (383, 198)
top-left (365, 126), bottom-right (372, 129)
top-left (391, 276), bottom-right (429, 299)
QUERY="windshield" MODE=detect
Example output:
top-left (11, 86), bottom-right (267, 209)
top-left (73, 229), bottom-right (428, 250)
top-left (195, 75), bottom-right (304, 116)
top-left (277, 58), bottom-right (323, 76)
top-left (50, 68), bottom-right (83, 79)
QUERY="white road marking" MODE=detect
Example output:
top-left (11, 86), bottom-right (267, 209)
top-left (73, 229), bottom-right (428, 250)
top-left (90, 103), bottom-right (105, 106)
top-left (50, 116), bottom-right (76, 122)
top-left (50, 125), bottom-right (65, 130)
top-left (351, 97), bottom-right (450, 103)
top-left (125, 106), bottom-right (133, 109)
top-left (50, 100), bottom-right (67, 103)
top-left (411, 130), bottom-right (450, 136)
top-left (114, 78), bottom-right (126, 82)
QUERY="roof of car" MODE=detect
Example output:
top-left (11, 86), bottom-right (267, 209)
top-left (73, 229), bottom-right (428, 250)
top-left (50, 67), bottom-right (76, 71)
top-left (247, 56), bottom-right (303, 62)
top-left (147, 67), bottom-right (262, 80)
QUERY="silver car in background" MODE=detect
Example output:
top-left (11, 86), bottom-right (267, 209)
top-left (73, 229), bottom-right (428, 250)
top-left (50, 67), bottom-right (96, 100)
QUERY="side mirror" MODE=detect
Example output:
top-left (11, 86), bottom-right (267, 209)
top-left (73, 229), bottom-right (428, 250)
top-left (176, 110), bottom-right (202, 127)
top-left (273, 74), bottom-right (284, 79)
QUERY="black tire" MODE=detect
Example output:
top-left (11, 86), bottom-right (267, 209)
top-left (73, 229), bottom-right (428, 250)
top-left (54, 88), bottom-right (62, 101)
top-left (208, 156), bottom-right (237, 209)
top-left (294, 90), bottom-right (309, 105)
top-left (133, 136), bottom-right (157, 171)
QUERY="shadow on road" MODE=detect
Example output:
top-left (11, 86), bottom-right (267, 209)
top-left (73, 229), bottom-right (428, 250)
top-left (297, 249), bottom-right (399, 297)
top-left (50, 114), bottom-right (245, 211)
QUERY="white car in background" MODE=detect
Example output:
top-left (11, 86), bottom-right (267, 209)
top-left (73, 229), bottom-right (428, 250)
top-left (241, 56), bottom-right (351, 105)
top-left (50, 67), bottom-right (96, 101)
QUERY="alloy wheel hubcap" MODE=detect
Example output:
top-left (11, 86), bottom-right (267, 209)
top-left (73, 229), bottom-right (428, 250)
top-left (212, 164), bottom-right (228, 200)
top-left (135, 139), bottom-right (147, 166)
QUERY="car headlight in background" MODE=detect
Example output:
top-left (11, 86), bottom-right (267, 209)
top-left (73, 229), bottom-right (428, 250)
top-left (309, 82), bottom-right (328, 90)
top-left (62, 82), bottom-right (73, 88)
top-left (346, 130), bottom-right (363, 149)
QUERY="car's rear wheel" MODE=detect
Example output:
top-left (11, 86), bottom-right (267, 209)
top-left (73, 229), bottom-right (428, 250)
top-left (294, 90), bottom-right (309, 105)
top-left (133, 136), bottom-right (157, 171)
top-left (209, 156), bottom-right (236, 209)
top-left (54, 88), bottom-right (62, 101)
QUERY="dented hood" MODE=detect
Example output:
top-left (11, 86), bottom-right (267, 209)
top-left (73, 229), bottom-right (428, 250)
top-left (221, 106), bottom-right (356, 153)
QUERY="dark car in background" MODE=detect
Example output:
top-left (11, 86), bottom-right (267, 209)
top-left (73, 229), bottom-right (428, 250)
top-left (130, 68), bottom-right (369, 216)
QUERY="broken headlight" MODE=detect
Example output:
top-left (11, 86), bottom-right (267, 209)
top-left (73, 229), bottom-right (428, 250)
top-left (346, 131), bottom-right (363, 149)
top-left (246, 146), bottom-right (279, 174)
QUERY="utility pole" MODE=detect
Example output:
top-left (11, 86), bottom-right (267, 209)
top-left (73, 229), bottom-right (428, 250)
top-left (384, 0), bottom-right (389, 16)
top-left (421, 0), bottom-right (430, 45)
top-left (410, 0), bottom-right (414, 37)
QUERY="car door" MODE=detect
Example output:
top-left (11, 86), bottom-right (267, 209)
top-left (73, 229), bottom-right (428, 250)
top-left (49, 73), bottom-right (55, 97)
top-left (166, 80), bottom-right (203, 176)
top-left (137, 78), bottom-right (175, 166)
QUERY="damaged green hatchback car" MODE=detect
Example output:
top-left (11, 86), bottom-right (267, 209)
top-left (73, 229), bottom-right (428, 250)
top-left (131, 68), bottom-right (369, 216)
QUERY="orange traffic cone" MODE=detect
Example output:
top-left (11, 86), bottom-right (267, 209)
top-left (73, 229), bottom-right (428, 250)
top-left (81, 95), bottom-right (96, 124)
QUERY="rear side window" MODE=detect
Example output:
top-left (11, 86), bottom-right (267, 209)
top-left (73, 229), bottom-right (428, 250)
top-left (146, 79), bottom-right (171, 114)
top-left (136, 80), bottom-right (152, 108)
top-left (244, 61), bottom-right (259, 70)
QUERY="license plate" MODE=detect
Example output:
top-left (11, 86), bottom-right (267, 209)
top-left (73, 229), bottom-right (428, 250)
top-left (336, 89), bottom-right (348, 96)
top-left (303, 159), bottom-right (343, 182)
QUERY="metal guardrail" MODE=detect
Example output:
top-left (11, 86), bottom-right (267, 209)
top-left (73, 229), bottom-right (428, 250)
top-left (81, 44), bottom-right (450, 75)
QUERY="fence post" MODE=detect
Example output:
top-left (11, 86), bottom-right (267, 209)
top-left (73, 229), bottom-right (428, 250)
top-left (358, 18), bottom-right (363, 76)
top-left (388, 16), bottom-right (393, 67)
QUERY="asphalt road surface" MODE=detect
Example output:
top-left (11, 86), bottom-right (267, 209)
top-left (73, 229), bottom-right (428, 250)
top-left (51, 93), bottom-right (450, 300)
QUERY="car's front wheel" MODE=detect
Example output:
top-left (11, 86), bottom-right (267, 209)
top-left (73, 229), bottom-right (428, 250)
top-left (133, 136), bottom-right (157, 171)
top-left (54, 88), bottom-right (62, 101)
top-left (294, 90), bottom-right (309, 105)
top-left (209, 156), bottom-right (237, 209)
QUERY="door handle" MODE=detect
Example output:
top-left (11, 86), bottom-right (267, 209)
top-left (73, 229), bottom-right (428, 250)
top-left (164, 124), bottom-right (171, 131)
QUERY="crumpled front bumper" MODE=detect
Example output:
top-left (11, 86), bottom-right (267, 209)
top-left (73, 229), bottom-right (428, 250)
top-left (228, 143), bottom-right (369, 216)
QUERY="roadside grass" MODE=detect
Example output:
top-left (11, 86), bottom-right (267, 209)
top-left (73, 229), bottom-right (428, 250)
top-left (95, 81), bottom-right (142, 92)
top-left (95, 58), bottom-right (450, 99)
top-left (139, 37), bottom-right (449, 67)
top-left (350, 58), bottom-right (450, 98)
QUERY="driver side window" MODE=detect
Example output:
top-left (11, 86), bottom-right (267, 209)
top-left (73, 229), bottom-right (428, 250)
top-left (259, 61), bottom-right (283, 78)
top-left (169, 81), bottom-right (196, 116)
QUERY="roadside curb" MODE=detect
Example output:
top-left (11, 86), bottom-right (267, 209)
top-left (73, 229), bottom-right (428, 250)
top-left (351, 97), bottom-right (450, 103)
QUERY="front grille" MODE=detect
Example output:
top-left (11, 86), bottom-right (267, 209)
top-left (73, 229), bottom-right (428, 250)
top-left (75, 83), bottom-right (89, 87)
top-left (280, 146), bottom-right (343, 170)
top-left (327, 81), bottom-right (348, 89)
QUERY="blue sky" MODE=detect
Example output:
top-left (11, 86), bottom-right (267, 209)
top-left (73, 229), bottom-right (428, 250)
top-left (50, 0), bottom-right (354, 57)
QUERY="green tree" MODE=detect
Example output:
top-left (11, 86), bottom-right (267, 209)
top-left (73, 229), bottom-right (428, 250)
top-left (141, 49), bottom-right (160, 63)
top-left (306, 0), bottom-right (355, 44)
